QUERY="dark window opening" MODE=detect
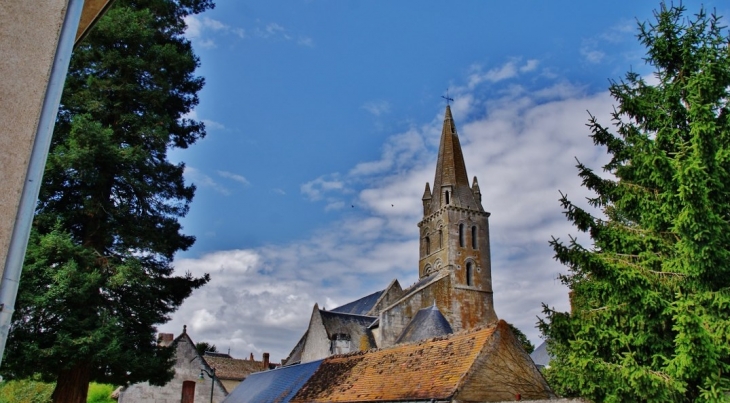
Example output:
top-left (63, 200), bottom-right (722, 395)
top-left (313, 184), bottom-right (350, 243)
top-left (330, 333), bottom-right (352, 355)
top-left (459, 224), bottom-right (465, 247)
top-left (466, 262), bottom-right (473, 286)
top-left (425, 236), bottom-right (431, 255)
top-left (471, 226), bottom-right (477, 249)
top-left (438, 230), bottom-right (443, 249)
top-left (445, 191), bottom-right (450, 205)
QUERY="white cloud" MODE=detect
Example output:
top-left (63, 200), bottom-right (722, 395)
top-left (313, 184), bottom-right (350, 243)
top-left (362, 100), bottom-right (391, 117)
top-left (468, 59), bottom-right (540, 88)
top-left (184, 15), bottom-right (245, 48)
top-left (217, 170), bottom-right (250, 186)
top-left (298, 36), bottom-right (314, 47)
top-left (203, 119), bottom-right (225, 130)
top-left (163, 62), bottom-right (617, 361)
top-left (184, 167), bottom-right (230, 195)
top-left (581, 47), bottom-right (606, 64)
top-left (300, 175), bottom-right (347, 201)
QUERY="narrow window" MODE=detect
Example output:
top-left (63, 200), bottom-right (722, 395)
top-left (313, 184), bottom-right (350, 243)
top-left (466, 262), bottom-right (473, 286)
top-left (445, 191), bottom-right (450, 205)
top-left (438, 230), bottom-right (443, 249)
top-left (425, 236), bottom-right (430, 255)
top-left (459, 224), bottom-right (465, 247)
top-left (471, 226), bottom-right (477, 249)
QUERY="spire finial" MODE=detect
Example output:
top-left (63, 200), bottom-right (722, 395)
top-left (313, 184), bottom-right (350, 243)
top-left (183, 324), bottom-right (187, 334)
top-left (441, 88), bottom-right (453, 106)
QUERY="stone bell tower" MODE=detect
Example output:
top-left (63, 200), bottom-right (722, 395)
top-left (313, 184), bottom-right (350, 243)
top-left (417, 105), bottom-right (497, 327)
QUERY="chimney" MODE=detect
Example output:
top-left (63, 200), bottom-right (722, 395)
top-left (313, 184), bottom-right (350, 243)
top-left (157, 333), bottom-right (174, 347)
top-left (249, 352), bottom-right (254, 361)
top-left (263, 352), bottom-right (270, 370)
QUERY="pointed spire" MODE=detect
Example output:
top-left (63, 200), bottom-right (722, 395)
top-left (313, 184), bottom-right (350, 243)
top-left (472, 176), bottom-right (482, 203)
top-left (422, 182), bottom-right (432, 200)
top-left (427, 105), bottom-right (481, 214)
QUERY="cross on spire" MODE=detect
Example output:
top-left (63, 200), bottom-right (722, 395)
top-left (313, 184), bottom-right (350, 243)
top-left (441, 89), bottom-right (454, 106)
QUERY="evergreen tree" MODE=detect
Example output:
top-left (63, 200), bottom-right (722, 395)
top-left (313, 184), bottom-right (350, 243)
top-left (507, 323), bottom-right (535, 354)
top-left (539, 4), bottom-right (730, 402)
top-left (195, 342), bottom-right (217, 356)
top-left (3, 1), bottom-right (214, 402)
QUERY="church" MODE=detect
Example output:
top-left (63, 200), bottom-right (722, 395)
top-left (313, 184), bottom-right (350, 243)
top-left (223, 105), bottom-right (554, 402)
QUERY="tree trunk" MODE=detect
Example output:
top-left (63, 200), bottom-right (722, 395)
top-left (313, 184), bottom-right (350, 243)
top-left (52, 361), bottom-right (92, 403)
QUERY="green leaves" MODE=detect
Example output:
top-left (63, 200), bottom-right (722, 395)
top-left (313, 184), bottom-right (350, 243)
top-left (540, 3), bottom-right (730, 402)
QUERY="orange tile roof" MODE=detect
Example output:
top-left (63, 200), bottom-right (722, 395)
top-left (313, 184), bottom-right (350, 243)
top-left (203, 356), bottom-right (265, 380)
top-left (292, 322), bottom-right (500, 402)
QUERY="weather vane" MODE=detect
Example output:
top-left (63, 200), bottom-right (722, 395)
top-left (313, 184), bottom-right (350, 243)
top-left (441, 89), bottom-right (454, 106)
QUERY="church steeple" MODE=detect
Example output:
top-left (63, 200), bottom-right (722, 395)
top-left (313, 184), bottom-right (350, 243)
top-left (414, 103), bottom-right (496, 328)
top-left (427, 106), bottom-right (483, 215)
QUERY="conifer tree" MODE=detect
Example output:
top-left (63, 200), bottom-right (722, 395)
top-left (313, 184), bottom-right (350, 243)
top-left (539, 4), bottom-right (730, 402)
top-left (2, 1), bottom-right (213, 402)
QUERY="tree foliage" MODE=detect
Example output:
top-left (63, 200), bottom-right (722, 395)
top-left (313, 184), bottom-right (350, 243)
top-left (507, 323), bottom-right (535, 354)
top-left (539, 3), bottom-right (730, 402)
top-left (195, 342), bottom-right (218, 356)
top-left (3, 1), bottom-right (213, 402)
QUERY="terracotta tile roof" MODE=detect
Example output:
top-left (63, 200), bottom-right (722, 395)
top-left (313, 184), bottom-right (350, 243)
top-left (203, 356), bottom-right (265, 381)
top-left (291, 322), bottom-right (499, 402)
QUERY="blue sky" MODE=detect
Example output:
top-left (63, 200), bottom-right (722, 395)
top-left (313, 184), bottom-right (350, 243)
top-left (159, 0), bottom-right (728, 361)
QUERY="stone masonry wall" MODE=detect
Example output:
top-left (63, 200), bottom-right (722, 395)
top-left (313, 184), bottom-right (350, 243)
top-left (119, 334), bottom-right (227, 403)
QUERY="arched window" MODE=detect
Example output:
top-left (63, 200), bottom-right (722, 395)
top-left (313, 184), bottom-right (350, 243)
top-left (459, 224), bottom-right (465, 247)
top-left (438, 229), bottom-right (443, 249)
top-left (425, 236), bottom-right (430, 255)
top-left (445, 191), bottom-right (450, 205)
top-left (466, 262), bottom-right (473, 286)
top-left (471, 226), bottom-right (477, 249)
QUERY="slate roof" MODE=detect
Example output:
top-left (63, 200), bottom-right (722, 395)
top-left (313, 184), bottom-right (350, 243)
top-left (395, 304), bottom-right (453, 344)
top-left (292, 323), bottom-right (499, 402)
top-left (530, 340), bottom-right (552, 368)
top-left (283, 331), bottom-right (308, 366)
top-left (330, 290), bottom-right (383, 315)
top-left (203, 356), bottom-right (264, 381)
top-left (320, 310), bottom-right (378, 350)
top-left (222, 360), bottom-right (323, 403)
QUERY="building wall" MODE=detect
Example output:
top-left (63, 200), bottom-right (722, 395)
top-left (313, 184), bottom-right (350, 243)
top-left (220, 379), bottom-right (241, 394)
top-left (300, 306), bottom-right (330, 363)
top-left (119, 335), bottom-right (227, 403)
top-left (379, 276), bottom-right (453, 347)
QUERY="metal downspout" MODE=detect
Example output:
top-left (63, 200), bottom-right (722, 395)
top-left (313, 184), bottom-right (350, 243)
top-left (0, 0), bottom-right (85, 368)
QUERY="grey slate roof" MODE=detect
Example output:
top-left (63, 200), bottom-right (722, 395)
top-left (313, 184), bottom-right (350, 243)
top-left (330, 290), bottom-right (384, 315)
top-left (530, 340), bottom-right (552, 368)
top-left (395, 304), bottom-right (453, 344)
top-left (222, 359), bottom-right (323, 403)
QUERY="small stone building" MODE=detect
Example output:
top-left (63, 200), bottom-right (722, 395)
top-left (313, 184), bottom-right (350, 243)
top-left (119, 327), bottom-right (271, 402)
